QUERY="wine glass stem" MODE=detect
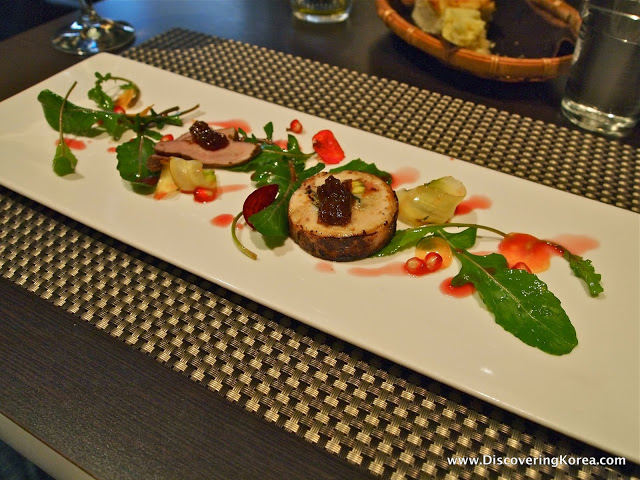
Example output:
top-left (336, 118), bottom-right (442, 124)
top-left (78, 0), bottom-right (99, 21)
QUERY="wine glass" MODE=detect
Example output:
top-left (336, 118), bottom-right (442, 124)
top-left (51, 0), bottom-right (135, 56)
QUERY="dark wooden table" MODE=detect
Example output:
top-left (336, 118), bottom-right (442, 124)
top-left (0, 1), bottom-right (637, 479)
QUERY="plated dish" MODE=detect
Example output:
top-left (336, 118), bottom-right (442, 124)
top-left (0, 54), bottom-right (638, 461)
top-left (376, 0), bottom-right (580, 81)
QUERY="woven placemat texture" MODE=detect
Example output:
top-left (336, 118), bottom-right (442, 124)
top-left (1, 29), bottom-right (639, 480)
top-left (122, 28), bottom-right (639, 213)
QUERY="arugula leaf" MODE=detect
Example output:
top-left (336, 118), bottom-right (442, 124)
top-left (39, 89), bottom-right (185, 142)
top-left (374, 225), bottom-right (478, 257)
top-left (88, 72), bottom-right (116, 110)
top-left (53, 140), bottom-right (78, 176)
top-left (39, 89), bottom-right (105, 138)
top-left (249, 161), bottom-right (324, 237)
top-left (374, 225), bottom-right (442, 256)
top-left (329, 159), bottom-right (392, 184)
top-left (264, 121), bottom-right (274, 141)
top-left (51, 82), bottom-right (79, 176)
top-left (562, 250), bottom-right (604, 297)
top-left (115, 136), bottom-right (159, 188)
top-left (437, 227), bottom-right (477, 249)
top-left (230, 135), bottom-right (314, 174)
top-left (451, 250), bottom-right (578, 355)
top-left (88, 72), bottom-right (141, 110)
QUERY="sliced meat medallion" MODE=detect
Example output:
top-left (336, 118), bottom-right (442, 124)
top-left (153, 130), bottom-right (260, 167)
top-left (288, 171), bottom-right (398, 262)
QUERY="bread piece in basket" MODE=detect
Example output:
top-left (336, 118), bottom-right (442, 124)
top-left (411, 0), bottom-right (496, 53)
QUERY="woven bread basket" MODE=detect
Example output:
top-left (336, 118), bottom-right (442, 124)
top-left (376, 0), bottom-right (581, 81)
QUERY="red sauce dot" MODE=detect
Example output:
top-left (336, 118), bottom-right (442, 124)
top-left (348, 262), bottom-right (407, 277)
top-left (274, 139), bottom-right (288, 149)
top-left (214, 184), bottom-right (248, 200)
top-left (56, 138), bottom-right (87, 150)
top-left (440, 277), bottom-right (476, 298)
top-left (107, 147), bottom-right (117, 153)
top-left (390, 167), bottom-right (420, 189)
top-left (315, 262), bottom-right (335, 273)
top-left (210, 214), bottom-right (235, 227)
top-left (455, 195), bottom-right (492, 216)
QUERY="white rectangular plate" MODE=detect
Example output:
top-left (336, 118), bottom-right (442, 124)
top-left (1, 53), bottom-right (638, 461)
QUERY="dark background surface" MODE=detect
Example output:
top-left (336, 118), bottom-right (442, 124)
top-left (0, 0), bottom-right (75, 41)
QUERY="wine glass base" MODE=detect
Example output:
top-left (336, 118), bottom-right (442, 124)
top-left (51, 19), bottom-right (135, 56)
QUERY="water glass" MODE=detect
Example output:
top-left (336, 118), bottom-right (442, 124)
top-left (561, 0), bottom-right (640, 137)
top-left (290, 0), bottom-right (352, 23)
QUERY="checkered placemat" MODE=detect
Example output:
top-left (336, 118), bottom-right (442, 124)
top-left (122, 29), bottom-right (639, 213)
top-left (1, 29), bottom-right (638, 479)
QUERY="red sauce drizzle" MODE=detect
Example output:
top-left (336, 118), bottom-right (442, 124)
top-left (56, 138), bottom-right (87, 150)
top-left (348, 262), bottom-right (407, 277)
top-left (107, 146), bottom-right (117, 153)
top-left (315, 262), bottom-right (335, 273)
top-left (440, 277), bottom-right (476, 298)
top-left (548, 234), bottom-right (599, 256)
top-left (208, 119), bottom-right (252, 133)
top-left (390, 167), bottom-right (420, 189)
top-left (455, 195), bottom-right (492, 216)
top-left (210, 214), bottom-right (235, 227)
top-left (212, 184), bottom-right (248, 200)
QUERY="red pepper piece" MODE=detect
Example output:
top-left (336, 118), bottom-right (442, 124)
top-left (312, 130), bottom-right (345, 164)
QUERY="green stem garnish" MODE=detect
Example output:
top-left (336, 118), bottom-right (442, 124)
top-left (88, 72), bottom-right (141, 110)
top-left (52, 82), bottom-right (79, 176)
top-left (232, 212), bottom-right (258, 260)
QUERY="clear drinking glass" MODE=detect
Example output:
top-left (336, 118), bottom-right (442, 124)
top-left (560, 0), bottom-right (640, 137)
top-left (51, 0), bottom-right (135, 56)
top-left (290, 0), bottom-right (353, 23)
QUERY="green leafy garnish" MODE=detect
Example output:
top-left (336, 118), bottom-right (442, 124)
top-left (38, 89), bottom-right (188, 141)
top-left (249, 159), bottom-right (324, 237)
top-left (329, 159), bottom-right (392, 184)
top-left (88, 72), bottom-right (140, 110)
top-left (449, 243), bottom-right (578, 355)
top-left (561, 249), bottom-right (604, 297)
top-left (52, 82), bottom-right (79, 176)
top-left (375, 225), bottom-right (604, 354)
top-left (40, 73), bottom-right (198, 188)
top-left (374, 222), bottom-right (505, 257)
top-left (115, 136), bottom-right (159, 188)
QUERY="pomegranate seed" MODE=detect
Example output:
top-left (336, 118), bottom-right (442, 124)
top-left (160, 134), bottom-right (174, 142)
top-left (287, 119), bottom-right (303, 134)
top-left (404, 257), bottom-right (428, 276)
top-left (513, 262), bottom-right (532, 273)
top-left (243, 184), bottom-right (279, 228)
top-left (312, 130), bottom-right (345, 164)
top-left (193, 187), bottom-right (216, 203)
top-left (113, 105), bottom-right (126, 114)
top-left (424, 252), bottom-right (443, 272)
